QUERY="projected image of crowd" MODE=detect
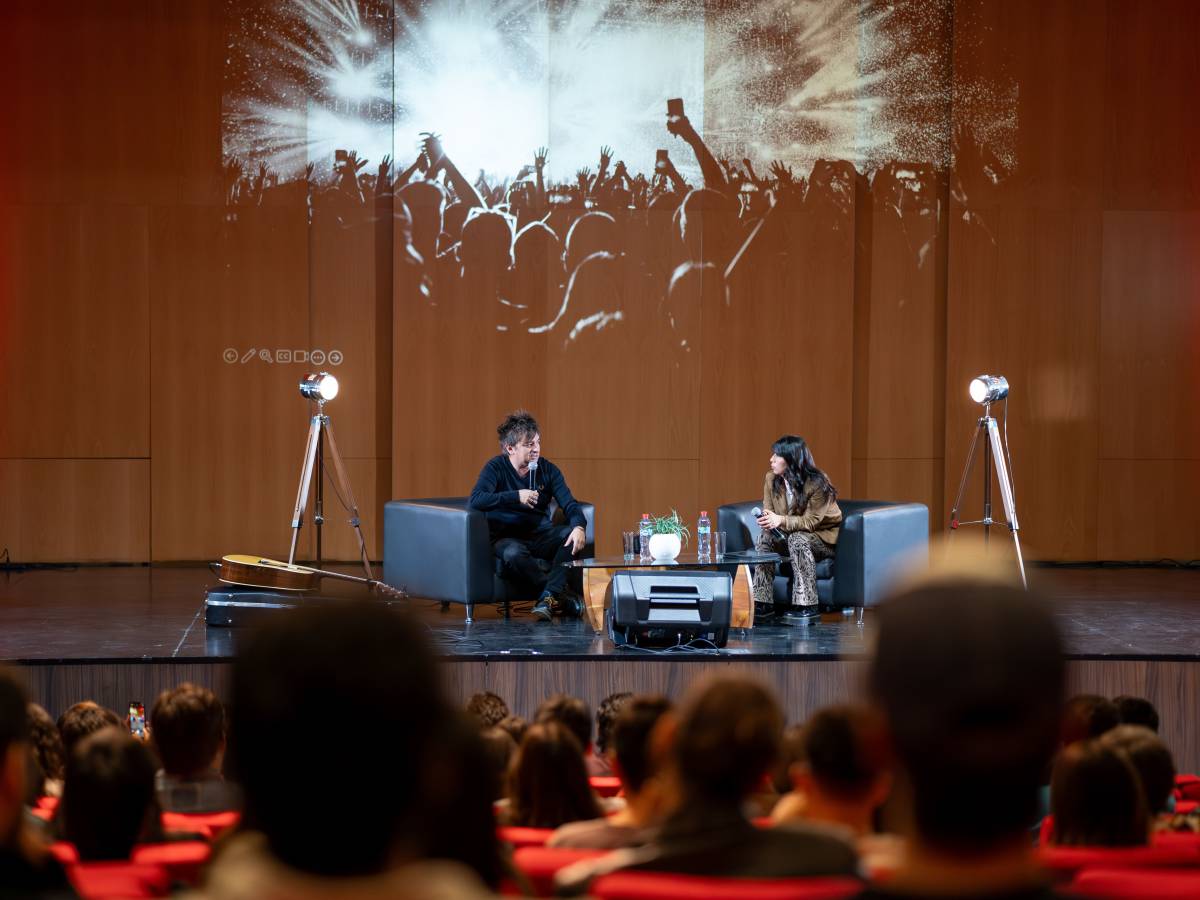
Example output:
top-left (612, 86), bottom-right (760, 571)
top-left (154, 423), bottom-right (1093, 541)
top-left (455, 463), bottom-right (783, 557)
top-left (221, 105), bottom-right (957, 346)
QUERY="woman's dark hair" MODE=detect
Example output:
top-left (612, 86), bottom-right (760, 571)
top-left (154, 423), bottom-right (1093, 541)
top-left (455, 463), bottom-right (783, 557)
top-left (27, 703), bottom-right (65, 789)
top-left (771, 434), bottom-right (837, 509)
top-left (466, 691), bottom-right (510, 728)
top-left (1050, 739), bottom-right (1148, 846)
top-left (799, 705), bottom-right (887, 803)
top-left (596, 692), bottom-right (632, 755)
top-left (508, 722), bottom-right (601, 829)
top-left (60, 728), bottom-right (161, 860)
top-left (1100, 725), bottom-right (1176, 816)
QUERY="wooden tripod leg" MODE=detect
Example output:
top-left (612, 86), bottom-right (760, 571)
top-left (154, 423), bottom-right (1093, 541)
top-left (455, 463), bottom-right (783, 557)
top-left (320, 417), bottom-right (375, 581)
top-left (288, 415), bottom-right (322, 566)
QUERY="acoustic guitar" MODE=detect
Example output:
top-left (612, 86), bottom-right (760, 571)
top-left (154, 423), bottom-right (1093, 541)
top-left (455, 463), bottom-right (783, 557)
top-left (217, 554), bottom-right (406, 600)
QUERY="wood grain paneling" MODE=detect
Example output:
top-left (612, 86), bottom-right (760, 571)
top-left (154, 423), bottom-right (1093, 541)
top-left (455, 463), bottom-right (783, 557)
top-left (852, 458), bottom-right (944, 525)
top-left (945, 207), bottom-right (1102, 560)
top-left (148, 204), bottom-right (313, 561)
top-left (1102, 0), bottom-right (1200, 210)
top-left (1098, 212), bottom-right (1200, 461)
top-left (1096, 460), bottom-right (1200, 561)
top-left (0, 460), bottom-right (149, 562)
top-left (0, 204), bottom-right (150, 458)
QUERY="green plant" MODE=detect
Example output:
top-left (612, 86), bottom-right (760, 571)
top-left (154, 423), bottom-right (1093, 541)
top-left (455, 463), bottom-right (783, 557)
top-left (649, 510), bottom-right (691, 547)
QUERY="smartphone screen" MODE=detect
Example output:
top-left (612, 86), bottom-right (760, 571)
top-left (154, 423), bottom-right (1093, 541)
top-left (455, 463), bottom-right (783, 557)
top-left (128, 702), bottom-right (146, 739)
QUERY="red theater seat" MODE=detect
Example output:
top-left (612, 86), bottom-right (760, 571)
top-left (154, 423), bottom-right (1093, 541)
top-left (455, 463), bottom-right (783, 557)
top-left (590, 776), bottom-right (623, 798)
top-left (1037, 844), bottom-right (1200, 879)
top-left (67, 862), bottom-right (171, 899)
top-left (131, 842), bottom-right (212, 885)
top-left (589, 872), bottom-right (862, 899)
top-left (160, 810), bottom-right (240, 840)
top-left (497, 826), bottom-right (555, 848)
top-left (1070, 867), bottom-right (1200, 899)
top-left (513, 846), bottom-right (609, 896)
top-left (1175, 800), bottom-right (1198, 814)
top-left (1174, 774), bottom-right (1200, 802)
top-left (50, 842), bottom-right (79, 864)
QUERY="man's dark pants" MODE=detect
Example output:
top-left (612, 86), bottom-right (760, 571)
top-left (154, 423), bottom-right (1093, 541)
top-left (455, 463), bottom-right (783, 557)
top-left (494, 524), bottom-right (575, 597)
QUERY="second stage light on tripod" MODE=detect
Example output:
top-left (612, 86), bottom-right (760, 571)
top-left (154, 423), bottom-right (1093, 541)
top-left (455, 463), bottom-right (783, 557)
top-left (969, 374), bottom-right (1009, 405)
top-left (299, 372), bottom-right (339, 402)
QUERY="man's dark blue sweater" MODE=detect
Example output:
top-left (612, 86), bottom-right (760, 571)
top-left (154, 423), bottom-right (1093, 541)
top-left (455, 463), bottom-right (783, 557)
top-left (469, 455), bottom-right (586, 539)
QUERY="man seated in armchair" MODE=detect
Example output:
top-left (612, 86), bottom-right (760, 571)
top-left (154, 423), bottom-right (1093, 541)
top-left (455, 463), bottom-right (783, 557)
top-left (469, 410), bottom-right (587, 621)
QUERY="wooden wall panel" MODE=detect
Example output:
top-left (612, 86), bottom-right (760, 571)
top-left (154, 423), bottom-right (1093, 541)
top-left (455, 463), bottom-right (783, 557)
top-left (0, 460), bottom-right (149, 562)
top-left (0, 204), bottom-right (150, 458)
top-left (852, 458), bottom-right (944, 523)
top-left (1098, 212), bottom-right (1200, 461)
top-left (945, 207), bottom-right (1102, 560)
top-left (1102, 0), bottom-right (1200, 210)
top-left (1096, 460), bottom-right (1200, 561)
top-left (148, 205), bottom-right (313, 561)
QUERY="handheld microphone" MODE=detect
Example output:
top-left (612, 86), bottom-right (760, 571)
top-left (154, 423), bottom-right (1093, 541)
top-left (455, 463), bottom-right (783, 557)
top-left (528, 458), bottom-right (538, 492)
top-left (752, 506), bottom-right (785, 542)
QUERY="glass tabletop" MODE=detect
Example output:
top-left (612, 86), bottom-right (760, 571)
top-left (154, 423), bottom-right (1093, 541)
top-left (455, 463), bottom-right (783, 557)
top-left (566, 551), bottom-right (783, 568)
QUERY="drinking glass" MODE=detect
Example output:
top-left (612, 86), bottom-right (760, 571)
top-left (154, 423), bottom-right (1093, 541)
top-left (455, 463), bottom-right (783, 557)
top-left (714, 531), bottom-right (727, 560)
top-left (622, 531), bottom-right (638, 561)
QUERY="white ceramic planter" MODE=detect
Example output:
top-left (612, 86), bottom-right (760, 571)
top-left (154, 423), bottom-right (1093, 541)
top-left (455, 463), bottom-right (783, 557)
top-left (648, 532), bottom-right (682, 561)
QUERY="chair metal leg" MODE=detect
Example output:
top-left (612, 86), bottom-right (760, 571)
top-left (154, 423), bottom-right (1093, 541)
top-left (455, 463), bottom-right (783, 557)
top-left (856, 606), bottom-right (865, 626)
top-left (502, 600), bottom-right (511, 620)
top-left (465, 602), bottom-right (474, 624)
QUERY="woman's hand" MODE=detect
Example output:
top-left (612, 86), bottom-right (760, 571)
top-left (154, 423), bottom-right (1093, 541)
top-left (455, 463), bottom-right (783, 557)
top-left (757, 510), bottom-right (784, 530)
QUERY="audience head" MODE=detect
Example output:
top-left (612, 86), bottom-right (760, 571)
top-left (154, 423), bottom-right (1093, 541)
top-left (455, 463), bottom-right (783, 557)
top-left (478, 726), bottom-right (517, 802)
top-left (458, 209), bottom-right (514, 276)
top-left (596, 692), bottom-right (632, 758)
top-left (60, 728), bottom-right (159, 860)
top-left (508, 721), bottom-right (601, 829)
top-left (0, 669), bottom-right (31, 843)
top-left (670, 676), bottom-right (783, 808)
top-left (26, 703), bottom-right (65, 798)
top-left (665, 261), bottom-right (723, 333)
top-left (150, 682), bottom-right (225, 779)
top-left (443, 200), bottom-right (469, 243)
top-left (497, 714), bottom-right (529, 747)
top-left (561, 252), bottom-right (624, 340)
top-left (514, 221), bottom-right (562, 275)
top-left (1062, 694), bottom-right (1120, 746)
top-left (611, 696), bottom-right (672, 797)
top-left (57, 702), bottom-right (121, 758)
top-left (466, 691), bottom-right (510, 728)
top-left (398, 180), bottom-right (447, 259)
top-left (229, 602), bottom-right (450, 877)
top-left (870, 575), bottom-right (1064, 854)
top-left (535, 694), bottom-right (592, 753)
top-left (792, 705), bottom-right (890, 812)
top-left (678, 187), bottom-right (739, 265)
top-left (564, 211), bottom-right (618, 277)
top-left (1114, 695), bottom-right (1160, 733)
top-left (1099, 725), bottom-right (1176, 816)
top-left (1050, 739), bottom-right (1148, 846)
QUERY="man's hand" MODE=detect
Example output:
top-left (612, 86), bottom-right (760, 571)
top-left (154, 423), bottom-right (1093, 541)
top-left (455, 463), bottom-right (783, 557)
top-left (534, 146), bottom-right (548, 171)
top-left (518, 489), bottom-right (539, 508)
top-left (564, 525), bottom-right (586, 555)
top-left (757, 510), bottom-right (784, 531)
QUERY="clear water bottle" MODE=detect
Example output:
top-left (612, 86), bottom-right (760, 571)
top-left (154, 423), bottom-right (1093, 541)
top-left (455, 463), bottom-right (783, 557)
top-left (697, 510), bottom-right (711, 558)
top-left (639, 513), bottom-right (653, 560)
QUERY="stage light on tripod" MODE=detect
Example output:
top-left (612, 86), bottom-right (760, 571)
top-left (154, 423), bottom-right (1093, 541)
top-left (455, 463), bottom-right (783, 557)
top-left (969, 374), bottom-right (1009, 405)
top-left (299, 372), bottom-right (339, 402)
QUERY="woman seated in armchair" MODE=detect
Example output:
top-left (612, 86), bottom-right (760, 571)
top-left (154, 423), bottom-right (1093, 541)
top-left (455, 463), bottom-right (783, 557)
top-left (752, 435), bottom-right (842, 625)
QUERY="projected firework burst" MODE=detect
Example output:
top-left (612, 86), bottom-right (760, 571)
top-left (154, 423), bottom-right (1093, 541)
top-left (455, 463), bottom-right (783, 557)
top-left (223, 0), bottom-right (1011, 183)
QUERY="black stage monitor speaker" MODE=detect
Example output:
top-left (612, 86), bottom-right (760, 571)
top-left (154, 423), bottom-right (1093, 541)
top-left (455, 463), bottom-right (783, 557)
top-left (606, 569), bottom-right (733, 648)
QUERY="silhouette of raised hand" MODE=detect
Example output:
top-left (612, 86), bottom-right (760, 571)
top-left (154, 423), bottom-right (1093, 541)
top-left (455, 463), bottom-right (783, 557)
top-left (599, 145), bottom-right (612, 170)
top-left (769, 160), bottom-right (795, 185)
top-left (534, 146), bottom-right (548, 170)
top-left (420, 132), bottom-right (445, 171)
top-left (377, 154), bottom-right (391, 182)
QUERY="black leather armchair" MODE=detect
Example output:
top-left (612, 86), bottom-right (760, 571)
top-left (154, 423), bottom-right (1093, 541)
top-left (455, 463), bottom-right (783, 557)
top-left (717, 499), bottom-right (928, 622)
top-left (382, 497), bottom-right (595, 622)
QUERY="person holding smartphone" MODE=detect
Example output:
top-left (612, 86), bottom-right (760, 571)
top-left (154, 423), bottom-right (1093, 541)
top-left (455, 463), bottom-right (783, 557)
top-left (751, 435), bottom-right (842, 624)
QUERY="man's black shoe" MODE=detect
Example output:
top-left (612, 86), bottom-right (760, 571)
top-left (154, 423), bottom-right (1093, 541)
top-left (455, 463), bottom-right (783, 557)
top-left (532, 592), bottom-right (559, 622)
top-left (560, 593), bottom-right (585, 620)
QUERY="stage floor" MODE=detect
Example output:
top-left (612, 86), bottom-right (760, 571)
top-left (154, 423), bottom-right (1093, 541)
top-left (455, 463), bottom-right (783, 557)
top-left (2, 564), bottom-right (1198, 663)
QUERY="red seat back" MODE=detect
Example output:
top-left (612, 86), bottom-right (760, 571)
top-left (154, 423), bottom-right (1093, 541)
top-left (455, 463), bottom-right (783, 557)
top-left (590, 776), bottom-right (623, 798)
top-left (513, 846), bottom-right (609, 897)
top-left (1070, 867), bottom-right (1200, 899)
top-left (590, 872), bottom-right (862, 899)
top-left (67, 861), bottom-right (171, 899)
top-left (50, 842), bottom-right (80, 864)
top-left (497, 826), bottom-right (556, 849)
top-left (131, 842), bottom-right (212, 886)
top-left (160, 810), bottom-right (240, 840)
top-left (1037, 844), bottom-right (1200, 879)
top-left (1174, 774), bottom-right (1200, 802)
